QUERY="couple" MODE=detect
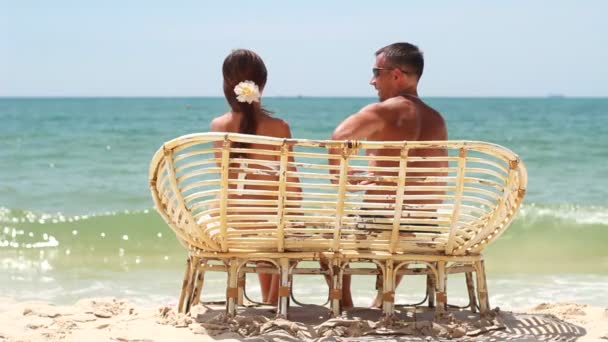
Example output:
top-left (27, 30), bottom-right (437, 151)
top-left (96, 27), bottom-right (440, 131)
top-left (210, 43), bottom-right (447, 308)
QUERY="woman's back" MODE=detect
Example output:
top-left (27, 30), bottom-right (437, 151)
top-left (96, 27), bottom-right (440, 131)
top-left (211, 111), bottom-right (293, 211)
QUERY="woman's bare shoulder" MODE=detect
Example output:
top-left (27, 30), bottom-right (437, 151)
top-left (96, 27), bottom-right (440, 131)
top-left (210, 112), bottom-right (234, 132)
top-left (258, 115), bottom-right (292, 138)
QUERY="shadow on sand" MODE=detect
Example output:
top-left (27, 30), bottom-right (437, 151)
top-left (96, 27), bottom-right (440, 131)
top-left (189, 304), bottom-right (586, 341)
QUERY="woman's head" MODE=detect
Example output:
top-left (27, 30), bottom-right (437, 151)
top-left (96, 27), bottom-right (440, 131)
top-left (223, 49), bottom-right (267, 113)
top-left (222, 49), bottom-right (270, 152)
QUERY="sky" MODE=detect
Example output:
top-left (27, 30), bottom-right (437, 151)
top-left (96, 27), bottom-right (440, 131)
top-left (1, 1), bottom-right (607, 97)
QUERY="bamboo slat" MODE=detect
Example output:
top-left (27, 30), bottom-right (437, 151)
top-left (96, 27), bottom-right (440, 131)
top-left (164, 147), bottom-right (220, 251)
top-left (175, 160), bottom-right (219, 175)
top-left (218, 139), bottom-right (231, 252)
top-left (172, 147), bottom-right (218, 162)
top-left (275, 143), bottom-right (289, 252)
top-left (445, 148), bottom-right (467, 254)
top-left (332, 143), bottom-right (349, 251)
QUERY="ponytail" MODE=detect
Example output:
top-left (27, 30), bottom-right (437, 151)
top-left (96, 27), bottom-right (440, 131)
top-left (237, 102), bottom-right (258, 136)
top-left (231, 102), bottom-right (258, 158)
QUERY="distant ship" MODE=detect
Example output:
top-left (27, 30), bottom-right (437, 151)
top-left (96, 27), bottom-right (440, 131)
top-left (547, 93), bottom-right (565, 98)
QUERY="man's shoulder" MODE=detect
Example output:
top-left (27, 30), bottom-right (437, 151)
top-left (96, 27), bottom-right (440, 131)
top-left (359, 99), bottom-right (411, 117)
top-left (392, 95), bottom-right (444, 121)
top-left (382, 96), bottom-right (418, 111)
top-left (371, 96), bottom-right (420, 122)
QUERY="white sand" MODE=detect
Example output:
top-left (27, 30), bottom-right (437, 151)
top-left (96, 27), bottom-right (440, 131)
top-left (0, 297), bottom-right (605, 341)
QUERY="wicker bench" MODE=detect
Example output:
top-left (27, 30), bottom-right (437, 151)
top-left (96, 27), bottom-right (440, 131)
top-left (149, 132), bottom-right (527, 318)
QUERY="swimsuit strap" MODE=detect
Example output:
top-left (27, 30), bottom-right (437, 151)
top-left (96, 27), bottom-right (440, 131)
top-left (236, 162), bottom-right (248, 192)
top-left (235, 161), bottom-right (280, 193)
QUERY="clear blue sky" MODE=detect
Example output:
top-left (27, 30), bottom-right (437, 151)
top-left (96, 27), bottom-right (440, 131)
top-left (1, 1), bottom-right (607, 97)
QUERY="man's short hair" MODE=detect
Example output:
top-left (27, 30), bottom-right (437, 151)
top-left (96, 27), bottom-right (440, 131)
top-left (376, 42), bottom-right (424, 79)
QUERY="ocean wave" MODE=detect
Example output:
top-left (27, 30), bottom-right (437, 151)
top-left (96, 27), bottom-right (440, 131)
top-left (519, 203), bottom-right (608, 226)
top-left (0, 207), bottom-right (151, 225)
top-left (2, 203), bottom-right (608, 228)
top-left (1, 204), bottom-right (606, 299)
top-left (0, 207), bottom-right (170, 258)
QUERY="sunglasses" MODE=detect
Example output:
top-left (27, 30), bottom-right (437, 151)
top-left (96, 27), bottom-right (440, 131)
top-left (372, 67), bottom-right (413, 77)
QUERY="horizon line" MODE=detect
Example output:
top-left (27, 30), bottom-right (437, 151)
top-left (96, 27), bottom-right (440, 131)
top-left (1, 95), bottom-right (607, 99)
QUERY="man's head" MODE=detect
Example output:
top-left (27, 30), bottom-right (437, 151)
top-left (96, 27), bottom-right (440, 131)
top-left (370, 42), bottom-right (424, 101)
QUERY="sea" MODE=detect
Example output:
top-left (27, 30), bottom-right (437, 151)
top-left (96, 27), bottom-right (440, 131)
top-left (1, 97), bottom-right (607, 309)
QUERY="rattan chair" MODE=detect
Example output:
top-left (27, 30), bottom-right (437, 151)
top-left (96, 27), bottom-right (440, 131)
top-left (149, 132), bottom-right (527, 318)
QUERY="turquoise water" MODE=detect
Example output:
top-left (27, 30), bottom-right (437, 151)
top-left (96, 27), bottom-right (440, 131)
top-left (1, 97), bottom-right (607, 308)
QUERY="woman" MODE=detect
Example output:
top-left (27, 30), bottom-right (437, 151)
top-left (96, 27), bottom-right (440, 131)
top-left (210, 49), bottom-right (300, 305)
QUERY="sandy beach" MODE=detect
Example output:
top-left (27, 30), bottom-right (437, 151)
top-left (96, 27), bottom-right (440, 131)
top-left (1, 297), bottom-right (605, 341)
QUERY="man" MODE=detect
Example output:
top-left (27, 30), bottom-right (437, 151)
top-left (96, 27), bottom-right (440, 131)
top-left (330, 42), bottom-right (448, 308)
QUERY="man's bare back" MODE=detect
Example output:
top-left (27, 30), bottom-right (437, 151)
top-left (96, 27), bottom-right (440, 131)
top-left (330, 42), bottom-right (448, 309)
top-left (332, 94), bottom-right (447, 205)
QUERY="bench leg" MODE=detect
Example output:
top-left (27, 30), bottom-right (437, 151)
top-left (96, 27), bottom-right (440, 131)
top-left (237, 271), bottom-right (245, 306)
top-left (475, 260), bottom-right (490, 315)
top-left (465, 272), bottom-right (478, 313)
top-left (277, 258), bottom-right (290, 319)
top-left (226, 260), bottom-right (239, 317)
top-left (329, 258), bottom-right (342, 317)
top-left (382, 260), bottom-right (395, 318)
top-left (178, 257), bottom-right (193, 313)
top-left (181, 256), bottom-right (200, 314)
top-left (190, 258), bottom-right (206, 307)
top-left (426, 272), bottom-right (436, 308)
top-left (435, 261), bottom-right (447, 313)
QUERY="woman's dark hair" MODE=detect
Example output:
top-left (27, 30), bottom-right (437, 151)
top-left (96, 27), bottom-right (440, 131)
top-left (222, 49), bottom-right (272, 154)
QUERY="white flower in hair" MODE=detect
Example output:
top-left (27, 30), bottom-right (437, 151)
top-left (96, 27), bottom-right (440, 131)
top-left (234, 80), bottom-right (261, 104)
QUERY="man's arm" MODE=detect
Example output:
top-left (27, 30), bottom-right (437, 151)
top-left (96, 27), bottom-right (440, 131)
top-left (329, 99), bottom-right (419, 185)
top-left (331, 103), bottom-right (385, 141)
top-left (328, 104), bottom-right (386, 182)
top-left (333, 99), bottom-right (419, 141)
